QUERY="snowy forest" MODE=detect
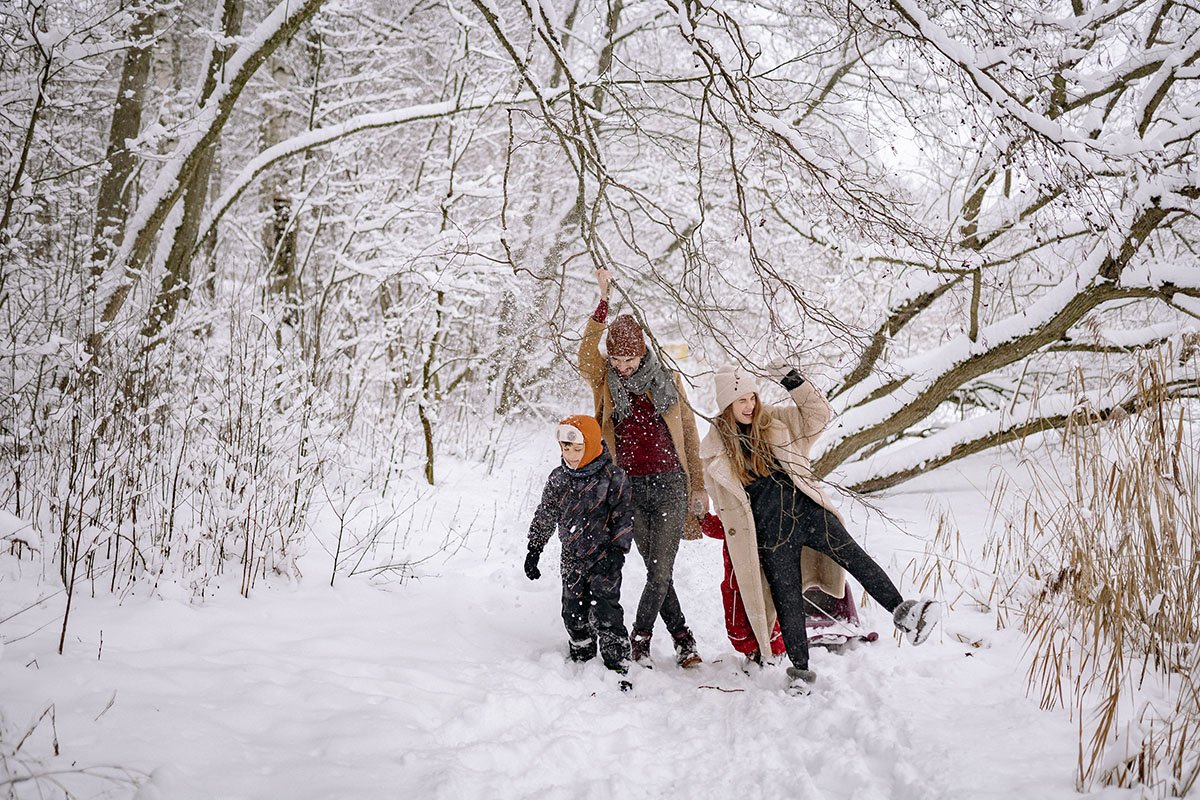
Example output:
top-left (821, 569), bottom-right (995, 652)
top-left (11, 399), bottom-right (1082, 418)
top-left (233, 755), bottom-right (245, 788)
top-left (2, 0), bottom-right (1198, 797)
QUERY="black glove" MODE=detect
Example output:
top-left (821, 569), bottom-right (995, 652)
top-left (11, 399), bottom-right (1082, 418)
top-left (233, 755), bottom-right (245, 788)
top-left (766, 358), bottom-right (805, 390)
top-left (779, 369), bottom-right (806, 391)
top-left (524, 549), bottom-right (542, 580)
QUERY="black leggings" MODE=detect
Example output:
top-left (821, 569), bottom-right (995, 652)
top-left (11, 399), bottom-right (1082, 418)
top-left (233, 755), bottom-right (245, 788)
top-left (749, 472), bottom-right (902, 670)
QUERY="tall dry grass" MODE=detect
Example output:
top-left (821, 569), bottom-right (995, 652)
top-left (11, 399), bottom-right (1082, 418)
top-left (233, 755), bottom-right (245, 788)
top-left (1018, 365), bottom-right (1197, 794)
top-left (910, 347), bottom-right (1199, 796)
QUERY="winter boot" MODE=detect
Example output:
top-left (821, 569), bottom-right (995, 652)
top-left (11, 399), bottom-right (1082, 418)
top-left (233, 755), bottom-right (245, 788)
top-left (630, 629), bottom-right (653, 666)
top-left (569, 636), bottom-right (597, 663)
top-left (609, 662), bottom-right (634, 693)
top-left (785, 666), bottom-right (817, 697)
top-left (672, 627), bottom-right (703, 669)
top-left (741, 649), bottom-right (763, 675)
top-left (893, 599), bottom-right (942, 645)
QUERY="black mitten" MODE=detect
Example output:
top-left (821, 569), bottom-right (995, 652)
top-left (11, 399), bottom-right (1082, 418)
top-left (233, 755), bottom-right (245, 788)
top-left (524, 548), bottom-right (542, 580)
top-left (779, 369), bottom-right (806, 391)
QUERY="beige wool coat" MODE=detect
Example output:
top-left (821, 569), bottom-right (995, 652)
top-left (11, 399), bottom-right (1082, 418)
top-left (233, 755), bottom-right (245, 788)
top-left (699, 379), bottom-right (847, 656)
top-left (578, 316), bottom-right (706, 541)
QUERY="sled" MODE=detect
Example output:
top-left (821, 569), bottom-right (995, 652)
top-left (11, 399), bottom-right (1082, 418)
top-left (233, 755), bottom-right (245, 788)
top-left (804, 585), bottom-right (879, 649)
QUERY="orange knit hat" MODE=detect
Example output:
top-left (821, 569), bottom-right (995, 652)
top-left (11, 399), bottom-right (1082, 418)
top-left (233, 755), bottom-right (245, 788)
top-left (556, 415), bottom-right (604, 469)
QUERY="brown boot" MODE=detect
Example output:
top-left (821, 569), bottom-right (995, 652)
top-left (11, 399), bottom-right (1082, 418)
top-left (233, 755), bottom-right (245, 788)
top-left (630, 629), bottom-right (653, 665)
top-left (672, 627), bottom-right (702, 668)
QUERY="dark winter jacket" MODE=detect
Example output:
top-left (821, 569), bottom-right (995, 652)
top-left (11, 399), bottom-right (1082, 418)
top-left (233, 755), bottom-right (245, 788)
top-left (528, 446), bottom-right (634, 569)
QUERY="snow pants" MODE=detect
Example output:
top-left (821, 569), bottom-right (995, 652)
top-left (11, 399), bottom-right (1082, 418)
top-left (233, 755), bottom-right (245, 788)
top-left (629, 471), bottom-right (689, 636)
top-left (561, 548), bottom-right (631, 670)
top-left (722, 541), bottom-right (787, 657)
top-left (749, 473), bottom-right (903, 671)
top-left (700, 512), bottom-right (786, 657)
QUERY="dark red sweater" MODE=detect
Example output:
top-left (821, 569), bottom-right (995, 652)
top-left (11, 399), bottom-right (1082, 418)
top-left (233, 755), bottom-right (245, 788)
top-left (614, 394), bottom-right (682, 476)
top-left (594, 299), bottom-right (682, 477)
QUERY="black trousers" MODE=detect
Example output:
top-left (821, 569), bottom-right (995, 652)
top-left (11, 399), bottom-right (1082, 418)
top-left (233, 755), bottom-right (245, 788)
top-left (749, 473), bottom-right (903, 670)
top-left (561, 549), bottom-right (631, 669)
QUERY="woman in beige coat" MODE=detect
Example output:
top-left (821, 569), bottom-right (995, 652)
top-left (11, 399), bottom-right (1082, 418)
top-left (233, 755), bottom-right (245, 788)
top-left (700, 363), bottom-right (939, 695)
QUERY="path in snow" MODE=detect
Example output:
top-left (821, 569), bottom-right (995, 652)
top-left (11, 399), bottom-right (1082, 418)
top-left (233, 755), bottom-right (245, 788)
top-left (0, 443), bottom-right (1136, 800)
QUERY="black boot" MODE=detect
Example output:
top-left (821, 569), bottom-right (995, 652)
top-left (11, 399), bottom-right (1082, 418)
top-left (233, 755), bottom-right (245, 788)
top-left (608, 662), bottom-right (633, 692)
top-left (569, 636), bottom-right (597, 663)
top-left (672, 627), bottom-right (702, 669)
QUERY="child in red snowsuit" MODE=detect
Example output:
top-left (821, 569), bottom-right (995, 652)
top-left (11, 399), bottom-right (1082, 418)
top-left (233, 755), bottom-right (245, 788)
top-left (700, 512), bottom-right (786, 661)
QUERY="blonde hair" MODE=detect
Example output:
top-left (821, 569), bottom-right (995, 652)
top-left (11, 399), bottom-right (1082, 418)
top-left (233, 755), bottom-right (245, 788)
top-left (714, 397), bottom-right (776, 486)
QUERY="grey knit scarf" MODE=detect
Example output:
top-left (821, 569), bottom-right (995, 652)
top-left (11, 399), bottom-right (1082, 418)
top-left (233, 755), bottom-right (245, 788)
top-left (608, 349), bottom-right (679, 423)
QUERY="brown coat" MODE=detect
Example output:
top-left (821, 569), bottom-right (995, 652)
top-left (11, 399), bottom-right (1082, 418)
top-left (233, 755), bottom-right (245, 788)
top-left (699, 379), bottom-right (847, 655)
top-left (578, 316), bottom-right (705, 540)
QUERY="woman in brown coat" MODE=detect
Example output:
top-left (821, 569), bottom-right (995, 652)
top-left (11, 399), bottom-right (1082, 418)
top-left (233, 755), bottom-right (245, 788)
top-left (701, 363), bottom-right (940, 695)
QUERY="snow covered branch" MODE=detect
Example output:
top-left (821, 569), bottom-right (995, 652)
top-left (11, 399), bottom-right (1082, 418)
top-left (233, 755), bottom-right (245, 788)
top-left (836, 365), bottom-right (1200, 493)
top-left (194, 90), bottom-right (548, 252)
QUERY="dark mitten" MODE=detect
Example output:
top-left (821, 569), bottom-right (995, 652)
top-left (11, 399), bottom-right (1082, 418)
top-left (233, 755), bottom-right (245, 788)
top-left (779, 369), bottom-right (806, 391)
top-left (766, 358), bottom-right (806, 390)
top-left (524, 548), bottom-right (542, 580)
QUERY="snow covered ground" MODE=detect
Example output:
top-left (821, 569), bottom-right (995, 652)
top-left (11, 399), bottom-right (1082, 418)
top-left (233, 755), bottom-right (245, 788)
top-left (0, 429), bottom-right (1141, 799)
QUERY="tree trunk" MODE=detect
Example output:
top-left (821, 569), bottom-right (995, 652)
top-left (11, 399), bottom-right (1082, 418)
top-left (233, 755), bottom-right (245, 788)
top-left (262, 25), bottom-right (324, 321)
top-left (260, 54), bottom-right (296, 289)
top-left (141, 0), bottom-right (245, 342)
top-left (420, 288), bottom-right (446, 485)
top-left (92, 0), bottom-right (326, 355)
top-left (0, 14), bottom-right (52, 252)
top-left (89, 5), bottom-right (155, 278)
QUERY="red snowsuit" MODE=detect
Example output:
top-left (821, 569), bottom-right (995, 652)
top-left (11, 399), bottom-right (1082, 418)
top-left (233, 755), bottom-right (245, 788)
top-left (700, 513), bottom-right (786, 657)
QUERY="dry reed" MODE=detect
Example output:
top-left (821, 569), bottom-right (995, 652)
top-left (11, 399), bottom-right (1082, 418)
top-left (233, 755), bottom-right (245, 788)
top-left (909, 346), bottom-right (1198, 796)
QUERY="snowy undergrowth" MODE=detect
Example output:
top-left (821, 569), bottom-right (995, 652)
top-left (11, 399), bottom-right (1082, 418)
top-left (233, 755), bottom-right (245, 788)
top-left (1003, 405), bottom-right (1198, 796)
top-left (1, 420), bottom-right (1147, 800)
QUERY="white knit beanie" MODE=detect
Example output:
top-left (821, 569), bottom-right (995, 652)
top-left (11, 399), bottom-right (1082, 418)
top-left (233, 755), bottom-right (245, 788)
top-left (714, 364), bottom-right (760, 412)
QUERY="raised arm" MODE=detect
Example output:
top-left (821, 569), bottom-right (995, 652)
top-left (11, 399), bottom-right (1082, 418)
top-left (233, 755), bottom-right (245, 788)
top-left (578, 269), bottom-right (613, 388)
top-left (772, 367), bottom-right (833, 442)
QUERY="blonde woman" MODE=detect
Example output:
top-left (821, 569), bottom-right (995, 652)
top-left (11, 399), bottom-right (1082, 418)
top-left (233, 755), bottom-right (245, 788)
top-left (700, 364), bottom-right (939, 695)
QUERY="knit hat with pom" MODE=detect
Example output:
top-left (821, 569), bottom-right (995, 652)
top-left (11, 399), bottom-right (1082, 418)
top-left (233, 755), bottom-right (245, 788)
top-left (606, 315), bottom-right (647, 358)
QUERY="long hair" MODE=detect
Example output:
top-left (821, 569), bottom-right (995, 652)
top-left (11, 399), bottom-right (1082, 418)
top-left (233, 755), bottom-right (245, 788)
top-left (714, 396), bottom-right (776, 486)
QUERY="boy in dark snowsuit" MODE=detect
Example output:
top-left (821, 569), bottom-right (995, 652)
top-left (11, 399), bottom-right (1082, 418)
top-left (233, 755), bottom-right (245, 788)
top-left (525, 415), bottom-right (634, 679)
